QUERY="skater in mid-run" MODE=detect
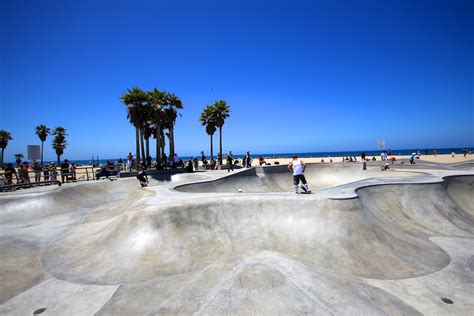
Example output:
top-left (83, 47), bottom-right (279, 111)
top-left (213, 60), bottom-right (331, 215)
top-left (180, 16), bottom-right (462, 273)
top-left (288, 155), bottom-right (311, 194)
top-left (136, 165), bottom-right (149, 187)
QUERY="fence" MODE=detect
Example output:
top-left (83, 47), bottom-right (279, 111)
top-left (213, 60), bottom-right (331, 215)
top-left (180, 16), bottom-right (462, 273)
top-left (0, 165), bottom-right (105, 186)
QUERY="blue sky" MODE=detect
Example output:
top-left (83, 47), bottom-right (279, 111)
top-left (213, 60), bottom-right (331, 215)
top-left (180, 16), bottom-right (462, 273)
top-left (1, 0), bottom-right (473, 161)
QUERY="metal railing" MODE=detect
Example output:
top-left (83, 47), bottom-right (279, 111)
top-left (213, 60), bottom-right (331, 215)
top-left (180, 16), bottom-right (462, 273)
top-left (0, 165), bottom-right (102, 186)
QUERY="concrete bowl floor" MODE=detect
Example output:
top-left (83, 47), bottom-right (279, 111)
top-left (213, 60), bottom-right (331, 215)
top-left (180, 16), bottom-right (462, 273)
top-left (175, 163), bottom-right (425, 193)
top-left (0, 162), bottom-right (473, 315)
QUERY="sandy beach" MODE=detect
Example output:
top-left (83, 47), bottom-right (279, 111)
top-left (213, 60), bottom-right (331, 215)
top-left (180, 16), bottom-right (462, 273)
top-left (253, 153), bottom-right (474, 166)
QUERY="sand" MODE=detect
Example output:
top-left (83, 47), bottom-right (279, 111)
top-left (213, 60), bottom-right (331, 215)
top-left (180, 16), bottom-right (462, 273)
top-left (253, 153), bottom-right (474, 166)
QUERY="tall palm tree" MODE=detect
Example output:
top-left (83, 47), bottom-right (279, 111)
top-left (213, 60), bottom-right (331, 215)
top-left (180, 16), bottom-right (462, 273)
top-left (121, 87), bottom-right (148, 169)
top-left (51, 127), bottom-right (67, 166)
top-left (164, 93), bottom-right (183, 159)
top-left (0, 130), bottom-right (13, 169)
top-left (139, 102), bottom-right (153, 165)
top-left (143, 125), bottom-right (154, 163)
top-left (199, 106), bottom-right (216, 165)
top-left (212, 100), bottom-right (231, 164)
top-left (35, 124), bottom-right (50, 166)
top-left (148, 88), bottom-right (167, 166)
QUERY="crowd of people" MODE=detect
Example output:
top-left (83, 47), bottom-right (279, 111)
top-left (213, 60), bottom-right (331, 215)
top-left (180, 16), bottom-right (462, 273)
top-left (3, 148), bottom-right (472, 188)
top-left (125, 150), bottom-right (255, 173)
top-left (2, 160), bottom-right (80, 185)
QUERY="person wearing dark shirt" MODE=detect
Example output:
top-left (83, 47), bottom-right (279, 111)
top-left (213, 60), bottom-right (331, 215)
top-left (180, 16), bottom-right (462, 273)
top-left (4, 163), bottom-right (18, 184)
top-left (226, 151), bottom-right (234, 172)
top-left (136, 165), bottom-right (148, 187)
top-left (244, 151), bottom-right (252, 168)
top-left (60, 160), bottom-right (70, 183)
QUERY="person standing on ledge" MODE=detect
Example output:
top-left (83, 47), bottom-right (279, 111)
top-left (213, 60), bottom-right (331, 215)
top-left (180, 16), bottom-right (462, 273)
top-left (288, 155), bottom-right (310, 194)
top-left (226, 151), bottom-right (234, 172)
top-left (244, 151), bottom-right (252, 168)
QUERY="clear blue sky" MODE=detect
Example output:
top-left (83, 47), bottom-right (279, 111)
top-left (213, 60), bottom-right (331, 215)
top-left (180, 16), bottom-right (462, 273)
top-left (1, 0), bottom-right (473, 161)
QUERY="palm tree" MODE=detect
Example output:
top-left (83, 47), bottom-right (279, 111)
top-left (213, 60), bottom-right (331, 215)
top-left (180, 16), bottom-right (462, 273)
top-left (143, 125), bottom-right (154, 164)
top-left (51, 127), bottom-right (67, 166)
top-left (212, 100), bottom-right (231, 164)
top-left (35, 124), bottom-right (50, 166)
top-left (148, 88), bottom-right (167, 166)
top-left (0, 130), bottom-right (13, 169)
top-left (164, 93), bottom-right (183, 159)
top-left (121, 87), bottom-right (148, 169)
top-left (139, 104), bottom-right (153, 165)
top-left (199, 106), bottom-right (217, 165)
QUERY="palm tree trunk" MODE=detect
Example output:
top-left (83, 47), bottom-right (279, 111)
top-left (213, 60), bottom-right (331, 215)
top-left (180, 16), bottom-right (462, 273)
top-left (41, 141), bottom-right (44, 166)
top-left (135, 127), bottom-right (140, 170)
top-left (140, 129), bottom-right (146, 166)
top-left (155, 126), bottom-right (162, 166)
top-left (160, 128), bottom-right (165, 161)
top-left (0, 148), bottom-right (4, 169)
top-left (219, 127), bottom-right (223, 165)
top-left (169, 127), bottom-right (175, 159)
top-left (145, 137), bottom-right (150, 162)
top-left (57, 154), bottom-right (60, 167)
top-left (210, 134), bottom-right (214, 164)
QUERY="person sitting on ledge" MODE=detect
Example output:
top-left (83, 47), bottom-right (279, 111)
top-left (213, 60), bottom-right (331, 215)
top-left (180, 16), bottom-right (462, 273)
top-left (186, 159), bottom-right (194, 173)
top-left (258, 155), bottom-right (266, 166)
top-left (96, 166), bottom-right (109, 180)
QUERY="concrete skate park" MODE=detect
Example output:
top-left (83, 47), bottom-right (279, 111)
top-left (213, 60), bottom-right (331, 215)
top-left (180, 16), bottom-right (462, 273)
top-left (1, 160), bottom-right (473, 315)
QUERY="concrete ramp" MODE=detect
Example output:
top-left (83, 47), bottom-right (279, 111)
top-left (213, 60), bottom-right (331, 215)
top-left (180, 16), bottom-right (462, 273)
top-left (176, 163), bottom-right (423, 193)
top-left (0, 169), bottom-right (473, 314)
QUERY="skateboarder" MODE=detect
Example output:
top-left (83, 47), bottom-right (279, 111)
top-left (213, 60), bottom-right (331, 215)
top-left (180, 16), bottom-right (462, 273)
top-left (136, 165), bottom-right (149, 187)
top-left (288, 155), bottom-right (311, 194)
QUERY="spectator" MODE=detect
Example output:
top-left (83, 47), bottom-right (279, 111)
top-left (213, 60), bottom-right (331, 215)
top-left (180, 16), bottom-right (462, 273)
top-left (186, 159), bottom-right (194, 173)
top-left (69, 163), bottom-right (77, 181)
top-left (146, 155), bottom-right (152, 169)
top-left (4, 163), bottom-right (18, 184)
top-left (50, 163), bottom-right (58, 181)
top-left (243, 151), bottom-right (252, 168)
top-left (226, 151), bottom-right (234, 172)
top-left (43, 164), bottom-right (50, 181)
top-left (127, 152), bottom-right (133, 171)
top-left (19, 162), bottom-right (30, 183)
top-left (193, 157), bottom-right (199, 171)
top-left (61, 159), bottom-right (70, 183)
top-left (32, 161), bottom-right (42, 182)
top-left (162, 153), bottom-right (168, 168)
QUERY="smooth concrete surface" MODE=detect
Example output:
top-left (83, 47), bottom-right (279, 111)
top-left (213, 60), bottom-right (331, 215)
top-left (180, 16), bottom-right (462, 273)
top-left (0, 162), bottom-right (473, 315)
top-left (175, 163), bottom-right (425, 193)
